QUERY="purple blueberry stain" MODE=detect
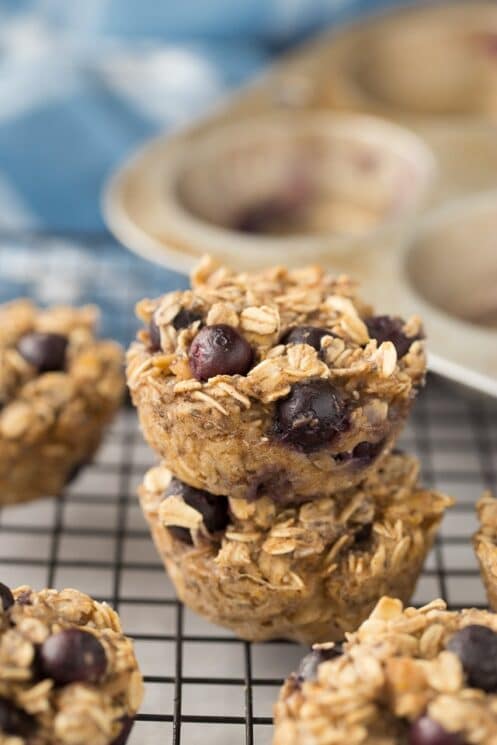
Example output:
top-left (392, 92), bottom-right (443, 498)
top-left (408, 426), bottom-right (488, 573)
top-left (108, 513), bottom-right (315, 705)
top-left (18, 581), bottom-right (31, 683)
top-left (409, 716), bottom-right (464, 745)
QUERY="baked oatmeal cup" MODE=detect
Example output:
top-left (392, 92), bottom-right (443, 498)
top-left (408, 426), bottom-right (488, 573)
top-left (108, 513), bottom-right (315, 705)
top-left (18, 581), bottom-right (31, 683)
top-left (474, 492), bottom-right (497, 610)
top-left (0, 300), bottom-right (125, 505)
top-left (0, 584), bottom-right (143, 745)
top-left (138, 453), bottom-right (451, 643)
top-left (274, 595), bottom-right (497, 744)
top-left (127, 257), bottom-right (426, 502)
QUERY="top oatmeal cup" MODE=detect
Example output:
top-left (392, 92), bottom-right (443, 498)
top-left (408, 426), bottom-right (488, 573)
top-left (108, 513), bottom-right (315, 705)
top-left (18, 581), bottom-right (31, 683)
top-left (127, 257), bottom-right (425, 502)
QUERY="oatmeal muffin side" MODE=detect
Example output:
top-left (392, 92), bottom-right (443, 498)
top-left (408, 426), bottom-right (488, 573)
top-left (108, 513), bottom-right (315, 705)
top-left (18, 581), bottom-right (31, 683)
top-left (0, 584), bottom-right (143, 745)
top-left (138, 453), bottom-right (451, 643)
top-left (128, 256), bottom-right (425, 501)
top-left (0, 300), bottom-right (125, 504)
top-left (474, 492), bottom-right (497, 610)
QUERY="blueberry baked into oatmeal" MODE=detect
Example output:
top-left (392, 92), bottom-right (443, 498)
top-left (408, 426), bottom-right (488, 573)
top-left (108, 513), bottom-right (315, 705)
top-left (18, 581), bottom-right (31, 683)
top-left (474, 492), bottom-right (497, 611)
top-left (127, 256), bottom-right (425, 502)
top-left (0, 584), bottom-right (143, 745)
top-left (138, 453), bottom-right (452, 643)
top-left (0, 300), bottom-right (125, 505)
top-left (274, 596), bottom-right (497, 744)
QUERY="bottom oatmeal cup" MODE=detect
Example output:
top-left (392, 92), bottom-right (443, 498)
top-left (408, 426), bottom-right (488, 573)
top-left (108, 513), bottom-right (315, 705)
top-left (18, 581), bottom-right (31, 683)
top-left (138, 453), bottom-right (452, 644)
top-left (0, 584), bottom-right (143, 745)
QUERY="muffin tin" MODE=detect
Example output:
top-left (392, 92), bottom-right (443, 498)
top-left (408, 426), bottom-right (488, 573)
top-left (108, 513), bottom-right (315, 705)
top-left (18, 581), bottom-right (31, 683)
top-left (104, 1), bottom-right (497, 397)
top-left (315, 1), bottom-right (497, 121)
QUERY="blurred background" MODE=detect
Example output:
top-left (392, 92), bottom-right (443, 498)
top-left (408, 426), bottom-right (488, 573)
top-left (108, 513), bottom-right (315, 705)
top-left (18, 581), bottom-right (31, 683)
top-left (0, 0), bottom-right (406, 345)
top-left (0, 0), bottom-right (495, 398)
top-left (0, 0), bottom-right (400, 233)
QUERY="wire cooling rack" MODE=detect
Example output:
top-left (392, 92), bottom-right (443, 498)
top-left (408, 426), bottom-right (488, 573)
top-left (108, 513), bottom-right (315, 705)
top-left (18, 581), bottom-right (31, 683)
top-left (0, 231), bottom-right (497, 745)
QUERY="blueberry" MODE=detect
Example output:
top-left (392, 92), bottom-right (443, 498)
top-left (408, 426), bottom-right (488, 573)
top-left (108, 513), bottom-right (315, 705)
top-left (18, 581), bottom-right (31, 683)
top-left (40, 629), bottom-right (107, 685)
top-left (18, 332), bottom-right (68, 372)
top-left (447, 624), bottom-right (497, 692)
top-left (0, 698), bottom-right (35, 737)
top-left (150, 309), bottom-right (203, 352)
top-left (110, 716), bottom-right (134, 745)
top-left (172, 308), bottom-right (203, 331)
top-left (149, 317), bottom-right (161, 352)
top-left (334, 450), bottom-right (352, 464)
top-left (409, 716), bottom-right (464, 745)
top-left (351, 440), bottom-right (385, 463)
top-left (189, 324), bottom-right (253, 381)
top-left (297, 645), bottom-right (343, 682)
top-left (353, 523), bottom-right (373, 546)
top-left (274, 380), bottom-right (348, 452)
top-left (164, 478), bottom-right (229, 543)
top-left (335, 439), bottom-right (385, 466)
top-left (281, 326), bottom-right (332, 352)
top-left (365, 315), bottom-right (419, 359)
top-left (0, 582), bottom-right (14, 612)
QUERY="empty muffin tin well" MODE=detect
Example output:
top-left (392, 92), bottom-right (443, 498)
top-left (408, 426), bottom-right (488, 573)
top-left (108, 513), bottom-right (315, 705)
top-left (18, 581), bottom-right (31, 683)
top-left (319, 2), bottom-right (497, 121)
top-left (400, 193), bottom-right (497, 396)
top-left (406, 192), bottom-right (497, 331)
top-left (174, 114), bottom-right (435, 239)
top-left (104, 113), bottom-right (435, 272)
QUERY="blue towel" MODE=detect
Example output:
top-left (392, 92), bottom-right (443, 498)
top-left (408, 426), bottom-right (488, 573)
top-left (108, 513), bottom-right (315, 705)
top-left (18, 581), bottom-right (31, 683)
top-left (0, 0), bottom-right (404, 341)
top-left (0, 0), bottom-right (402, 231)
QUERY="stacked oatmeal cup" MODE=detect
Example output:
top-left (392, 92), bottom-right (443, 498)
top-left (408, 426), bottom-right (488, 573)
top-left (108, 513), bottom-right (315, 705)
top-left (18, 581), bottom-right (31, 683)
top-left (127, 256), bottom-right (453, 644)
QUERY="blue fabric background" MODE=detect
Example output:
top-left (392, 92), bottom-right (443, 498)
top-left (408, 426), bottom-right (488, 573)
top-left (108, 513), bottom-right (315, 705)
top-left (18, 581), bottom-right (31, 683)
top-left (0, 0), bottom-right (408, 341)
top-left (0, 0), bottom-right (406, 231)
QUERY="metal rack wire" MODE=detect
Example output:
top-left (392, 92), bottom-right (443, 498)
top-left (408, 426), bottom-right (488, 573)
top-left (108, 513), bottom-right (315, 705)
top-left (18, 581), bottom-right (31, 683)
top-left (0, 231), bottom-right (496, 745)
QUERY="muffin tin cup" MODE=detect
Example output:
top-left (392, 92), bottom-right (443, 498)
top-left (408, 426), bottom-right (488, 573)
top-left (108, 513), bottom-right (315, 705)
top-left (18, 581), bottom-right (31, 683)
top-left (344, 190), bottom-right (497, 399)
top-left (105, 112), bottom-right (436, 272)
top-left (111, 718), bottom-right (135, 745)
top-left (402, 191), bottom-right (497, 395)
top-left (173, 113), bottom-right (435, 238)
top-left (405, 193), bottom-right (497, 332)
top-left (317, 1), bottom-right (497, 123)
